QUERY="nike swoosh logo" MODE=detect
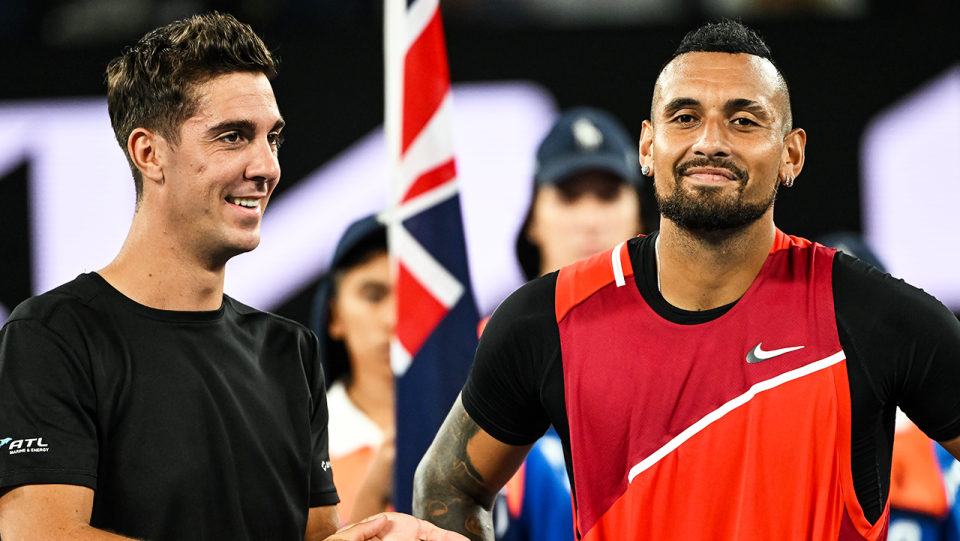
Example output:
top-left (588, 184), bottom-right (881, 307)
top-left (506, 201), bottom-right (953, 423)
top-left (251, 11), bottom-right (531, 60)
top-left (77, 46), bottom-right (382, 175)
top-left (746, 343), bottom-right (805, 364)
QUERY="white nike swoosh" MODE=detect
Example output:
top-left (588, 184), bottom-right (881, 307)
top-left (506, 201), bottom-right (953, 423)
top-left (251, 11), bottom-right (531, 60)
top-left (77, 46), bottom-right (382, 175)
top-left (747, 343), bottom-right (805, 363)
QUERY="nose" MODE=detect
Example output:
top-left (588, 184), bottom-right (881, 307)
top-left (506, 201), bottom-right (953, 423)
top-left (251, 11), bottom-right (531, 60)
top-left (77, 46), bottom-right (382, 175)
top-left (246, 137), bottom-right (281, 185)
top-left (572, 195), bottom-right (607, 231)
top-left (691, 114), bottom-right (731, 158)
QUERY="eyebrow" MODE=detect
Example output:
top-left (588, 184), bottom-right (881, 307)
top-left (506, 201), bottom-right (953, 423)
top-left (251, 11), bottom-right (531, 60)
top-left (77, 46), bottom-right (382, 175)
top-left (662, 97), bottom-right (700, 116)
top-left (661, 97), bottom-right (771, 120)
top-left (205, 117), bottom-right (285, 138)
top-left (725, 98), bottom-right (770, 119)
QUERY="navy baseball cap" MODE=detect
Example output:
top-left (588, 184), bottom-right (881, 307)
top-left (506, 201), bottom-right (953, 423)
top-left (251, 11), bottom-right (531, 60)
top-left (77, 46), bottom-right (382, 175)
top-left (534, 107), bottom-right (641, 187)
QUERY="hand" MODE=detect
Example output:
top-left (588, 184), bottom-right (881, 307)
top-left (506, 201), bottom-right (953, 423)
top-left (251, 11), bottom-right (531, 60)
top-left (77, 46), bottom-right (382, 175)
top-left (324, 514), bottom-right (387, 541)
top-left (328, 513), bottom-right (469, 541)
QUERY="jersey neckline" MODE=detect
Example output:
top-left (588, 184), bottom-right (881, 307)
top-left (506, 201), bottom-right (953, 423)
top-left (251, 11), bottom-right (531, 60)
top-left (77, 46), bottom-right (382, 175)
top-left (86, 272), bottom-right (227, 323)
top-left (630, 232), bottom-right (737, 325)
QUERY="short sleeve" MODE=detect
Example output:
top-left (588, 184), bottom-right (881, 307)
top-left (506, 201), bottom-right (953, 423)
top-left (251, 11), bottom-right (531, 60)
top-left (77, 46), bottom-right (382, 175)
top-left (834, 253), bottom-right (960, 442)
top-left (0, 318), bottom-right (100, 493)
top-left (306, 331), bottom-right (340, 507)
top-left (461, 274), bottom-right (560, 446)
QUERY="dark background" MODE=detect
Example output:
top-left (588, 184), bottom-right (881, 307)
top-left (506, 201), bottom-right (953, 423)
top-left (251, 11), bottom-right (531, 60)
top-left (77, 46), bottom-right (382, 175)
top-left (1, 4), bottom-right (957, 325)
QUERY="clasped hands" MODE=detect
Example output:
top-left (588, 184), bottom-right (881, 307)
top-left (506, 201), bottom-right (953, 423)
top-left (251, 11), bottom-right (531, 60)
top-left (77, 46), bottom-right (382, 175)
top-left (327, 512), bottom-right (468, 541)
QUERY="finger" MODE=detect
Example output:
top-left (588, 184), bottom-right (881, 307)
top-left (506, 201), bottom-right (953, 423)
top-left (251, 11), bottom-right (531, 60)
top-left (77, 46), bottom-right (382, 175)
top-left (329, 514), bottom-right (387, 541)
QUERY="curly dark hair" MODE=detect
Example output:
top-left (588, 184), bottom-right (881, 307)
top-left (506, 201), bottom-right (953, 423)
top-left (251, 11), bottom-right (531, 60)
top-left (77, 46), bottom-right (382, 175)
top-left (106, 12), bottom-right (277, 203)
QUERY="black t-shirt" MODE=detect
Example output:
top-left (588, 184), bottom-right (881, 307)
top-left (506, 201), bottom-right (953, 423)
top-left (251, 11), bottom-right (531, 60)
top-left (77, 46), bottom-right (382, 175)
top-left (0, 273), bottom-right (339, 540)
top-left (462, 233), bottom-right (960, 524)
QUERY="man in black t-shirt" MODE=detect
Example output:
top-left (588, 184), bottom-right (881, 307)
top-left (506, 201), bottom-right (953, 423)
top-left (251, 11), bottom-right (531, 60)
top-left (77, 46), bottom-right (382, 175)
top-left (412, 21), bottom-right (960, 541)
top-left (0, 13), bottom-right (464, 541)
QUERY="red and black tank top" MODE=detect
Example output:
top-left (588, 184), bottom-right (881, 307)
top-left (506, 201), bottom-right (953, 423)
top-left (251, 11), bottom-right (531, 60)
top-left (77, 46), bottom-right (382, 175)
top-left (556, 230), bottom-right (889, 540)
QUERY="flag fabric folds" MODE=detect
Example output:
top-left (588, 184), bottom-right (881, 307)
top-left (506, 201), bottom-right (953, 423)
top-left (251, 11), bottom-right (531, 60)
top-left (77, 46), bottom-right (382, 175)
top-left (384, 0), bottom-right (480, 514)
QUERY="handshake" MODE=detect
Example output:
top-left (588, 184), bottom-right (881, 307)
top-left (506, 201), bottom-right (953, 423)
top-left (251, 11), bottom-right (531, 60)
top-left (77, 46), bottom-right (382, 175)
top-left (325, 513), bottom-right (469, 541)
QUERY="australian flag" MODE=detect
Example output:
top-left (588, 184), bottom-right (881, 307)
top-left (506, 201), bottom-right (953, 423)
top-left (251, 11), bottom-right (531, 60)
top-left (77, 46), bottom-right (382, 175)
top-left (384, 0), bottom-right (480, 514)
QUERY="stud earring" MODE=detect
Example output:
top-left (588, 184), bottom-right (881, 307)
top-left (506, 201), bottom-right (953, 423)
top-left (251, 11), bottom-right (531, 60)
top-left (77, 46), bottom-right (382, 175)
top-left (783, 175), bottom-right (794, 188)
top-left (641, 165), bottom-right (651, 176)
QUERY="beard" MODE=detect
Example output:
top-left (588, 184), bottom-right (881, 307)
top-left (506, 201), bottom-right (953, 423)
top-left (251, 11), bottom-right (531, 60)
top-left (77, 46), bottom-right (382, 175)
top-left (656, 157), bottom-right (778, 232)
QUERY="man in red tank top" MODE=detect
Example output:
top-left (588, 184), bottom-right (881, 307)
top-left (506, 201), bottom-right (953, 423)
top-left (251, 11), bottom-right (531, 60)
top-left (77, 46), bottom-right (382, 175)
top-left (411, 20), bottom-right (960, 541)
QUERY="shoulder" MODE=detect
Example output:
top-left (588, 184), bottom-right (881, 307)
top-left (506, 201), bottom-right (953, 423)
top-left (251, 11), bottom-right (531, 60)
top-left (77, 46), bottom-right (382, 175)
top-left (223, 295), bottom-right (319, 345)
top-left (484, 272), bottom-right (558, 339)
top-left (833, 251), bottom-right (955, 327)
top-left (4, 274), bottom-right (109, 337)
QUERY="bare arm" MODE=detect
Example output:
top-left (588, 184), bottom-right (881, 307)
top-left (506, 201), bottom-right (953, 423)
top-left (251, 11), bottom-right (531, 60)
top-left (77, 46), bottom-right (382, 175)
top-left (349, 431), bottom-right (396, 524)
top-left (0, 484), bottom-right (142, 540)
top-left (305, 505), bottom-right (342, 541)
top-left (412, 396), bottom-right (533, 541)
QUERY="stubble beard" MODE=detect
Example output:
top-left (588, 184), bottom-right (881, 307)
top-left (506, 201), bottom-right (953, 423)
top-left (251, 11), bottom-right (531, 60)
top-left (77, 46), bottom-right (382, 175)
top-left (656, 157), bottom-right (778, 233)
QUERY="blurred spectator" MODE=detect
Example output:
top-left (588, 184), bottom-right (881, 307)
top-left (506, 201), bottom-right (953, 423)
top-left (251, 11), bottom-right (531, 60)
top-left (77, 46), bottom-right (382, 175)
top-left (515, 106), bottom-right (651, 283)
top-left (311, 215), bottom-right (394, 524)
top-left (311, 215), bottom-right (575, 540)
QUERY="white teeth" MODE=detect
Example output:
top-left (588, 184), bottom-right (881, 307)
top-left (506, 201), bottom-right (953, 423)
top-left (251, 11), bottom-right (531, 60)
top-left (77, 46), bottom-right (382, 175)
top-left (230, 198), bottom-right (258, 208)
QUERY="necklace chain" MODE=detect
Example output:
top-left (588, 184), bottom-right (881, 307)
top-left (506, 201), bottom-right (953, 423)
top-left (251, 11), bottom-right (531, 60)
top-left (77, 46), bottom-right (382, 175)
top-left (655, 234), bottom-right (662, 293)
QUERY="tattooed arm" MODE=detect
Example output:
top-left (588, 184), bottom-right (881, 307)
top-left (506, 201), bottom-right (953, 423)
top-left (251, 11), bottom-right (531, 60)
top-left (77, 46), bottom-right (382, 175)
top-left (413, 396), bottom-right (534, 541)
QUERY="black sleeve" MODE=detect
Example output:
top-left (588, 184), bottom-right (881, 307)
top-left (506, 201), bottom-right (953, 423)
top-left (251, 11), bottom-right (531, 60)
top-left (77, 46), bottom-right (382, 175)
top-left (836, 252), bottom-right (960, 441)
top-left (461, 273), bottom-right (561, 446)
top-left (305, 329), bottom-right (339, 507)
top-left (0, 317), bottom-right (100, 494)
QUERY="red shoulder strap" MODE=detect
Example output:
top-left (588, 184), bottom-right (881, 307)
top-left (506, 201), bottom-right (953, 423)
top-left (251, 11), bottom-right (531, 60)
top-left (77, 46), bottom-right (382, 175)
top-left (771, 228), bottom-right (812, 253)
top-left (555, 239), bottom-right (634, 323)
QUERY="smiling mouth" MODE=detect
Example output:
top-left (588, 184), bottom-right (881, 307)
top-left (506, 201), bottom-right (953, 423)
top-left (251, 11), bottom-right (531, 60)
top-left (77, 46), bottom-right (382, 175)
top-left (227, 197), bottom-right (259, 209)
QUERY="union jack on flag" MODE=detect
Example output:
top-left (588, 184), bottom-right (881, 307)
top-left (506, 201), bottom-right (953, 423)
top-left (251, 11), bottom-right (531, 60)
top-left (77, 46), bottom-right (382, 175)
top-left (384, 0), bottom-right (480, 513)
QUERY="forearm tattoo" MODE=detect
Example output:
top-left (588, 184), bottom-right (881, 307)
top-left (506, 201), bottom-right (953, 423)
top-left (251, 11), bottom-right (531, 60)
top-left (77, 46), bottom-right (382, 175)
top-left (414, 405), bottom-right (498, 541)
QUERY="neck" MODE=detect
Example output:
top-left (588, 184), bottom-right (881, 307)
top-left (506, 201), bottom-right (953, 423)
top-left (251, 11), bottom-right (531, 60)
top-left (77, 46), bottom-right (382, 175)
top-left (656, 216), bottom-right (776, 312)
top-left (346, 365), bottom-right (395, 431)
top-left (98, 210), bottom-right (227, 311)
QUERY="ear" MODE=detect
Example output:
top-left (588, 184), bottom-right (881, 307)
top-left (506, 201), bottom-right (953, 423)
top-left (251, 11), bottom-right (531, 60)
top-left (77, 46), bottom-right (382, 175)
top-left (128, 128), bottom-right (167, 186)
top-left (780, 128), bottom-right (806, 184)
top-left (639, 120), bottom-right (655, 176)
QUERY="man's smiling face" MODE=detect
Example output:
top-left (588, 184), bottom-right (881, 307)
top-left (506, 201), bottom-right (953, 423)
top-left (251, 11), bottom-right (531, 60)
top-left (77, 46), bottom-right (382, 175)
top-left (642, 52), bottom-right (791, 232)
top-left (159, 70), bottom-right (283, 265)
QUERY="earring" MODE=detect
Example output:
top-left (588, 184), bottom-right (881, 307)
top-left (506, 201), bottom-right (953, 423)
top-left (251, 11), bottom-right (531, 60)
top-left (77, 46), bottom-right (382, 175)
top-left (641, 165), bottom-right (651, 176)
top-left (783, 175), bottom-right (794, 188)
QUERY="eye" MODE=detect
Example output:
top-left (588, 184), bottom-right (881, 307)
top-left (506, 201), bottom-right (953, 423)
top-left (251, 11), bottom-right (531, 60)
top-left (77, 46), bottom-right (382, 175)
top-left (361, 283), bottom-right (390, 303)
top-left (674, 114), bottom-right (697, 124)
top-left (268, 132), bottom-right (284, 149)
top-left (221, 132), bottom-right (242, 144)
top-left (732, 117), bottom-right (757, 126)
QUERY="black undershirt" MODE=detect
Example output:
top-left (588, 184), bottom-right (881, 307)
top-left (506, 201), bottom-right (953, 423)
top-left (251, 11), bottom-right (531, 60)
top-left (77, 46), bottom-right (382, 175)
top-left (463, 233), bottom-right (960, 524)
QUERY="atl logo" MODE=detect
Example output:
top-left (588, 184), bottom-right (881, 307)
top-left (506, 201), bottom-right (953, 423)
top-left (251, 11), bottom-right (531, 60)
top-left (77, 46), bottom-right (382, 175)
top-left (1, 437), bottom-right (49, 454)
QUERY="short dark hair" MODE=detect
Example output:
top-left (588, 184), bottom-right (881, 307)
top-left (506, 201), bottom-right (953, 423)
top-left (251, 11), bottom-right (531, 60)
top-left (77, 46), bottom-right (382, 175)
top-left (654, 19), bottom-right (792, 133)
top-left (106, 12), bottom-right (277, 203)
top-left (670, 19), bottom-right (777, 65)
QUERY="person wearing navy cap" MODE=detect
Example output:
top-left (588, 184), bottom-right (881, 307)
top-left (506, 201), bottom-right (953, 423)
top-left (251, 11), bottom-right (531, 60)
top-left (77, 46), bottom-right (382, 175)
top-left (310, 215), bottom-right (395, 525)
top-left (515, 107), bottom-right (654, 281)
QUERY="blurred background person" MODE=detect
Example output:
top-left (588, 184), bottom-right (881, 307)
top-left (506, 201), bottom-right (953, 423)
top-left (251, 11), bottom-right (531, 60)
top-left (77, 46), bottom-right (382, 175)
top-left (515, 107), bottom-right (654, 284)
top-left (473, 106), bottom-right (655, 540)
top-left (311, 215), bottom-right (395, 524)
top-left (311, 214), bottom-right (576, 540)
